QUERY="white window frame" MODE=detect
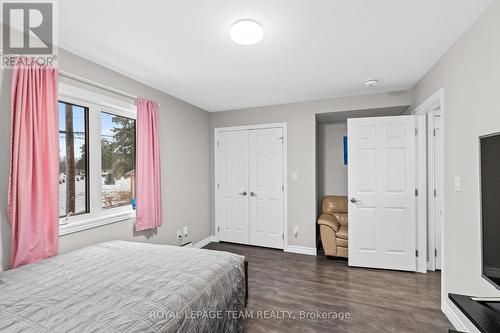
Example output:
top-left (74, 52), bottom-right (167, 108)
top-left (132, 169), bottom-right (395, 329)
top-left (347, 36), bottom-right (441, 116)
top-left (58, 82), bottom-right (136, 236)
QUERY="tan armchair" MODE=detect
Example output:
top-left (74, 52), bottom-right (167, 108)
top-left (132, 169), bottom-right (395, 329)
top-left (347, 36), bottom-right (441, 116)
top-left (318, 196), bottom-right (348, 258)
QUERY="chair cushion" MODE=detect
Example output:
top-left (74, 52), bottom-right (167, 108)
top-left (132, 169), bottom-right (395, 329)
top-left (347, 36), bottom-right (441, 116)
top-left (336, 226), bottom-right (348, 240)
top-left (322, 196), bottom-right (348, 215)
top-left (336, 238), bottom-right (348, 247)
top-left (317, 214), bottom-right (340, 232)
top-left (333, 213), bottom-right (348, 226)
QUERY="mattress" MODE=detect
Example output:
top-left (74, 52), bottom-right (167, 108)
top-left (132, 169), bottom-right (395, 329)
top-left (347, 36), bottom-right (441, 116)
top-left (0, 241), bottom-right (246, 333)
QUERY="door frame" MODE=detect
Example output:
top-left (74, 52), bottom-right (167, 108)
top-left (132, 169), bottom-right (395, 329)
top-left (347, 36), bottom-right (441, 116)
top-left (413, 88), bottom-right (446, 305)
top-left (214, 122), bottom-right (288, 251)
top-left (416, 113), bottom-right (428, 273)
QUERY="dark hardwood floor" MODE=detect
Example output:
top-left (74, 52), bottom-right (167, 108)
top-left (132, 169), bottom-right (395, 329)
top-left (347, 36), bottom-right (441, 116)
top-left (204, 242), bottom-right (452, 333)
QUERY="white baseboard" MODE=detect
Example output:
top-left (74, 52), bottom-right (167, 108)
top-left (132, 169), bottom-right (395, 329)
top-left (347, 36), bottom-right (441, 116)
top-left (442, 299), bottom-right (476, 333)
top-left (285, 245), bottom-right (317, 256)
top-left (193, 235), bottom-right (216, 249)
top-left (195, 237), bottom-right (316, 255)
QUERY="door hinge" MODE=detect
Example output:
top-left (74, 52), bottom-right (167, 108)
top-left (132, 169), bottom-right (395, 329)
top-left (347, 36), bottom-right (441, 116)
top-left (432, 128), bottom-right (436, 137)
top-left (282, 185), bottom-right (284, 192)
top-left (416, 250), bottom-right (419, 257)
top-left (282, 233), bottom-right (284, 240)
top-left (415, 189), bottom-right (418, 196)
top-left (434, 189), bottom-right (437, 197)
top-left (217, 226), bottom-right (220, 232)
top-left (435, 248), bottom-right (438, 257)
top-left (279, 136), bottom-right (284, 143)
top-left (217, 184), bottom-right (220, 190)
top-left (217, 140), bottom-right (220, 147)
top-left (415, 128), bottom-right (418, 136)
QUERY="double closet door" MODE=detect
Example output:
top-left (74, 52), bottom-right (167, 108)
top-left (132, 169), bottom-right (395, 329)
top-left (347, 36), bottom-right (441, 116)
top-left (216, 127), bottom-right (284, 249)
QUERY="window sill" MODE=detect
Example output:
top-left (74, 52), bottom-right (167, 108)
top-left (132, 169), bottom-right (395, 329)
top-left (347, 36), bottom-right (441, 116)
top-left (59, 210), bottom-right (135, 236)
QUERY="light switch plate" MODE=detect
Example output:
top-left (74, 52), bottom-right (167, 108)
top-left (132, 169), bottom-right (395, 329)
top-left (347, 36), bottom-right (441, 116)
top-left (454, 176), bottom-right (461, 191)
top-left (292, 172), bottom-right (298, 181)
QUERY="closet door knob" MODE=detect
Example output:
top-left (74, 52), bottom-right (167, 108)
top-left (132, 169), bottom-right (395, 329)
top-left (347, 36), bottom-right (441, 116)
top-left (240, 191), bottom-right (248, 196)
top-left (250, 192), bottom-right (255, 197)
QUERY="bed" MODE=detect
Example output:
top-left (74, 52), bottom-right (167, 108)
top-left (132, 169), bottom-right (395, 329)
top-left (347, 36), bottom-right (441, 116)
top-left (0, 241), bottom-right (247, 333)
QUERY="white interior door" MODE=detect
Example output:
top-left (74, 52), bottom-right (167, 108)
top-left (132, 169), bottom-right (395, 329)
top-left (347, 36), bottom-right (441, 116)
top-left (348, 116), bottom-right (417, 271)
top-left (426, 109), bottom-right (443, 271)
top-left (249, 128), bottom-right (284, 249)
top-left (216, 130), bottom-right (250, 244)
top-left (432, 114), bottom-right (442, 270)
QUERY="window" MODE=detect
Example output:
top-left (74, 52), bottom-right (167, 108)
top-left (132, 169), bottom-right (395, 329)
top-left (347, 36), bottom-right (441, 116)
top-left (59, 101), bottom-right (89, 217)
top-left (58, 83), bottom-right (136, 235)
top-left (101, 112), bottom-right (136, 209)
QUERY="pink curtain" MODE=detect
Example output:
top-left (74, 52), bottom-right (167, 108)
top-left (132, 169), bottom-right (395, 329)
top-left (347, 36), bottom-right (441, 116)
top-left (136, 98), bottom-right (163, 231)
top-left (8, 57), bottom-right (59, 269)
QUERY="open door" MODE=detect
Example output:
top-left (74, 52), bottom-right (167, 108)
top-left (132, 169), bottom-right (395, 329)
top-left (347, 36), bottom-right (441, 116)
top-left (348, 116), bottom-right (417, 272)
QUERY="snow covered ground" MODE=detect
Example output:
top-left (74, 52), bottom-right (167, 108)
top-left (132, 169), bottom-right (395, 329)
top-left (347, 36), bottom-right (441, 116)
top-left (59, 176), bottom-right (132, 216)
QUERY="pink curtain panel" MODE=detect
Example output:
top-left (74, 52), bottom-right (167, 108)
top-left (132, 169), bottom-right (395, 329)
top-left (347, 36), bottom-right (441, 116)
top-left (8, 57), bottom-right (59, 269)
top-left (135, 98), bottom-right (163, 231)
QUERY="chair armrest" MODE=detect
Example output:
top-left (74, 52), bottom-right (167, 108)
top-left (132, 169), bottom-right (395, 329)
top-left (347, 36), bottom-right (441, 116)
top-left (317, 214), bottom-right (340, 232)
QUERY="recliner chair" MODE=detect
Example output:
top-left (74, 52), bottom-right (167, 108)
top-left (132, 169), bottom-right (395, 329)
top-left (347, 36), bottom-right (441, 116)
top-left (317, 196), bottom-right (348, 258)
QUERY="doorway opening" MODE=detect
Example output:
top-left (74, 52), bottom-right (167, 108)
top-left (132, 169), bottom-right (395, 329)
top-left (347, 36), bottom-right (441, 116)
top-left (414, 90), bottom-right (445, 272)
top-left (315, 106), bottom-right (409, 259)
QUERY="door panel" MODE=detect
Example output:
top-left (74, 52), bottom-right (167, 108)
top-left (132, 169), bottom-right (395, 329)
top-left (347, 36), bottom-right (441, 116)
top-left (348, 116), bottom-right (416, 271)
top-left (386, 207), bottom-right (406, 253)
top-left (216, 131), bottom-right (250, 244)
top-left (358, 206), bottom-right (377, 252)
top-left (249, 128), bottom-right (284, 249)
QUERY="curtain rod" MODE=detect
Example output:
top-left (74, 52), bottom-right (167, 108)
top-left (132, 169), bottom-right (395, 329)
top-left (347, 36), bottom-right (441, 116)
top-left (58, 69), bottom-right (160, 106)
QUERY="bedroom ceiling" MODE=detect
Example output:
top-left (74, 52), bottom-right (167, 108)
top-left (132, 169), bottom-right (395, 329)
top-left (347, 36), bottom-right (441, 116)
top-left (58, 0), bottom-right (493, 111)
top-left (316, 106), bottom-right (409, 124)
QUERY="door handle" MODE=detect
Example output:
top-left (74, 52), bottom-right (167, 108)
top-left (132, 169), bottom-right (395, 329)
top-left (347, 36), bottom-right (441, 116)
top-left (350, 198), bottom-right (360, 204)
top-left (240, 191), bottom-right (248, 196)
top-left (250, 192), bottom-right (255, 197)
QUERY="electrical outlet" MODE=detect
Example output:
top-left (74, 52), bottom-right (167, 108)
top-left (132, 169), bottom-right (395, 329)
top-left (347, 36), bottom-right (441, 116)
top-left (176, 230), bottom-right (182, 239)
top-left (183, 226), bottom-right (188, 237)
top-left (293, 225), bottom-right (299, 237)
top-left (292, 172), bottom-right (299, 181)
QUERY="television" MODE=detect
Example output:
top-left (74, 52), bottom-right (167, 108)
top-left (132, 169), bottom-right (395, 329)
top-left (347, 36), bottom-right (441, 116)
top-left (480, 133), bottom-right (500, 290)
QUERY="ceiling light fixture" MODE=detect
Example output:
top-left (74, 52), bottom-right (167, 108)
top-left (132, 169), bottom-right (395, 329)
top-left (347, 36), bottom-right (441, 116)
top-left (230, 19), bottom-right (264, 45)
top-left (364, 79), bottom-right (379, 88)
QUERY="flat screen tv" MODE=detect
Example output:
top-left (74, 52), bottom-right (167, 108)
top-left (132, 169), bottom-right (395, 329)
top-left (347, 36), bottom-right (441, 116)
top-left (480, 133), bottom-right (500, 290)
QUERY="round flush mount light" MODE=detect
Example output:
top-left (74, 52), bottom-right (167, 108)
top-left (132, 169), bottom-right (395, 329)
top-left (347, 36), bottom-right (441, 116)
top-left (364, 79), bottom-right (379, 88)
top-left (230, 19), bottom-right (264, 45)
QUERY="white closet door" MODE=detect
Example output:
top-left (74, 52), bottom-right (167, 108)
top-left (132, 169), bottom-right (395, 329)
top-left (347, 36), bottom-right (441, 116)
top-left (348, 116), bottom-right (417, 271)
top-left (216, 130), bottom-right (250, 244)
top-left (248, 128), bottom-right (284, 249)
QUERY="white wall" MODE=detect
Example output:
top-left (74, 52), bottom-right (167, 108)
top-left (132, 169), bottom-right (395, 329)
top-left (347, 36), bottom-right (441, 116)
top-left (210, 91), bottom-right (411, 249)
top-left (0, 48), bottom-right (212, 271)
top-left (317, 123), bottom-right (348, 200)
top-left (411, 1), bottom-right (500, 331)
